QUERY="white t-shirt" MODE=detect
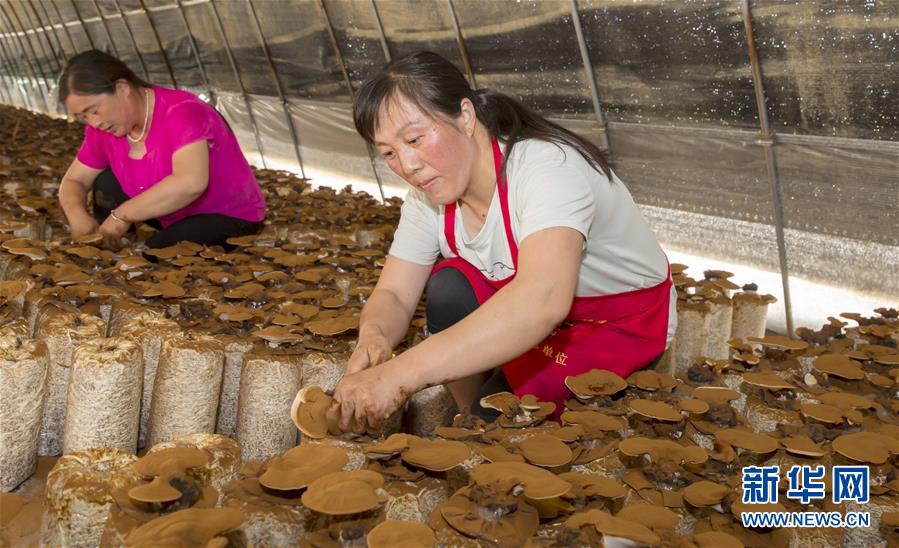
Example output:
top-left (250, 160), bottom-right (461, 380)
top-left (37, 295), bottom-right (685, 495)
top-left (389, 138), bottom-right (677, 345)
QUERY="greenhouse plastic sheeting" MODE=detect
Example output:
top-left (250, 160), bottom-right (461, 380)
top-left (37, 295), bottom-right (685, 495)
top-left (0, 0), bottom-right (896, 301)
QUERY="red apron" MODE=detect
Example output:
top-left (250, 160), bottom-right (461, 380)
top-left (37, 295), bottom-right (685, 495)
top-left (431, 139), bottom-right (672, 416)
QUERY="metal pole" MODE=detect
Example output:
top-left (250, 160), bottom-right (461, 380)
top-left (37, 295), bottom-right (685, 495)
top-left (89, 0), bottom-right (121, 58)
top-left (207, 0), bottom-right (268, 169)
top-left (67, 0), bottom-right (95, 50)
top-left (0, 16), bottom-right (33, 108)
top-left (137, 0), bottom-right (177, 87)
top-left (569, 0), bottom-right (610, 152)
top-left (368, 0), bottom-right (391, 62)
top-left (42, 0), bottom-right (77, 55)
top-left (445, 0), bottom-right (476, 88)
top-left (318, 0), bottom-right (386, 201)
top-left (0, 41), bottom-right (16, 104)
top-left (245, 0), bottom-right (305, 179)
top-left (3, 2), bottom-right (52, 85)
top-left (23, 0), bottom-right (63, 72)
top-left (742, 0), bottom-right (794, 336)
top-left (0, 2), bottom-right (50, 109)
top-left (174, 0), bottom-right (213, 101)
top-left (110, 0), bottom-right (149, 81)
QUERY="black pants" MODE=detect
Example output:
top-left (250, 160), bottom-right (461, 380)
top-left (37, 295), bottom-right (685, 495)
top-left (426, 267), bottom-right (513, 422)
top-left (426, 266), bottom-right (664, 422)
top-left (92, 169), bottom-right (264, 249)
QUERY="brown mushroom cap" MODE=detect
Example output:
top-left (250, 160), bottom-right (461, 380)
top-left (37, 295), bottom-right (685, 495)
top-left (548, 425), bottom-right (584, 442)
top-left (439, 490), bottom-right (539, 546)
top-left (683, 480), bottom-right (730, 507)
top-left (628, 399), bottom-right (683, 422)
top-left (812, 354), bottom-right (865, 380)
top-left (252, 325), bottom-right (304, 344)
top-left (564, 370), bottom-right (628, 399)
top-left (472, 443), bottom-right (526, 463)
top-left (0, 281), bottom-right (28, 302)
top-left (832, 432), bottom-right (899, 465)
top-left (693, 531), bottom-right (744, 548)
top-left (564, 509), bottom-right (660, 546)
top-left (781, 435), bottom-right (827, 457)
top-left (733, 352), bottom-right (761, 365)
top-left (305, 316), bottom-right (358, 336)
top-left (364, 433), bottom-right (413, 458)
top-left (715, 429), bottom-right (779, 455)
top-left (558, 472), bottom-right (626, 499)
top-left (291, 386), bottom-right (336, 439)
top-left (746, 335), bottom-right (808, 351)
top-left (616, 504), bottom-right (678, 531)
top-left (678, 399), bottom-right (710, 414)
top-left (402, 438), bottom-right (471, 471)
top-left (479, 392), bottom-right (522, 414)
top-left (741, 372), bottom-right (795, 390)
top-left (516, 435), bottom-right (574, 468)
top-left (560, 410), bottom-right (625, 433)
top-left (618, 437), bottom-right (708, 465)
top-left (799, 403), bottom-right (844, 424)
top-left (817, 391), bottom-right (877, 410)
top-left (873, 353), bottom-right (899, 366)
top-left (366, 520), bottom-right (435, 548)
top-left (300, 470), bottom-right (384, 515)
top-left (692, 386), bottom-right (741, 404)
top-left (0, 493), bottom-right (23, 526)
top-left (258, 444), bottom-right (348, 491)
top-left (627, 370), bottom-right (677, 391)
top-left (469, 462), bottom-right (571, 500)
top-left (131, 448), bottom-right (211, 478)
top-left (127, 477), bottom-right (184, 504)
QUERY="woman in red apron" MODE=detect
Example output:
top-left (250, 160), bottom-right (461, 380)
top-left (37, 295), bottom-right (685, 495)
top-left (328, 51), bottom-right (674, 432)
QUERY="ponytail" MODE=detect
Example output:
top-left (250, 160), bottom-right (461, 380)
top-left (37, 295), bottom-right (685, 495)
top-left (354, 51), bottom-right (611, 179)
top-left (470, 88), bottom-right (610, 177)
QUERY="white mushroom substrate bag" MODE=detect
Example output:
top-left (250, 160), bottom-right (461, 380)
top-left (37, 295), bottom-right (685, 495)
top-left (146, 331), bottom-right (224, 447)
top-left (63, 337), bottom-right (143, 454)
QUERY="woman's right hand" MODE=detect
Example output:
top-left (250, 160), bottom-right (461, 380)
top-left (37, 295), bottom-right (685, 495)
top-left (68, 212), bottom-right (99, 239)
top-left (346, 326), bottom-right (393, 375)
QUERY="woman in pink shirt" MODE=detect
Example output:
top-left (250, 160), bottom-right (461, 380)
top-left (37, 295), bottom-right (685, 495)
top-left (57, 50), bottom-right (266, 249)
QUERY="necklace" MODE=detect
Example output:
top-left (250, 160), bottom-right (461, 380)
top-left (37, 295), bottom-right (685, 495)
top-left (127, 88), bottom-right (150, 143)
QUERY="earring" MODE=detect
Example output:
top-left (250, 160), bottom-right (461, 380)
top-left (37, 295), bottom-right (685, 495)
top-left (467, 127), bottom-right (473, 136)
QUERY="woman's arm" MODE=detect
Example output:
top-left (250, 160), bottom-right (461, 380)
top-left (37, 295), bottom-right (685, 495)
top-left (58, 159), bottom-right (103, 237)
top-left (346, 255), bottom-right (433, 375)
top-left (329, 226), bottom-right (584, 430)
top-left (404, 226), bottom-right (582, 387)
top-left (111, 140), bottom-right (210, 223)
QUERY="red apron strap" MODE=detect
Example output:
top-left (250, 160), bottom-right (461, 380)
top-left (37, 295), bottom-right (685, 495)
top-left (493, 139), bottom-right (519, 268)
top-left (444, 202), bottom-right (459, 256)
top-left (442, 138), bottom-right (519, 268)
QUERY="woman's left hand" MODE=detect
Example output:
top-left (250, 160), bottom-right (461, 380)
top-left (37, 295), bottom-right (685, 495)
top-left (98, 215), bottom-right (131, 249)
top-left (327, 360), bottom-right (414, 434)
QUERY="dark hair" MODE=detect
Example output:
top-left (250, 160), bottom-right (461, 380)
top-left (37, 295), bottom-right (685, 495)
top-left (58, 49), bottom-right (149, 103)
top-left (353, 51), bottom-right (611, 178)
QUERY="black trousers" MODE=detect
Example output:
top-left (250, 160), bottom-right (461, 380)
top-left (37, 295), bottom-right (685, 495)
top-left (92, 169), bottom-right (264, 249)
top-left (425, 266), bottom-right (512, 422)
top-left (426, 266), bottom-right (664, 422)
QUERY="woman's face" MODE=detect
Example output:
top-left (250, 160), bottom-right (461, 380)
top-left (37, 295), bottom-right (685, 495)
top-left (373, 94), bottom-right (475, 205)
top-left (65, 80), bottom-right (134, 137)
